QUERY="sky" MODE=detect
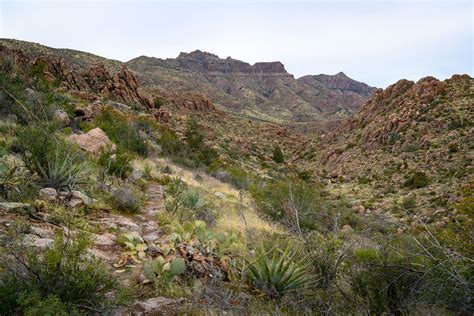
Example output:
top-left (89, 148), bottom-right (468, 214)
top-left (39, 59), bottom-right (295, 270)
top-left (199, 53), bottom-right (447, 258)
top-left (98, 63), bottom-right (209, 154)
top-left (0, 0), bottom-right (472, 87)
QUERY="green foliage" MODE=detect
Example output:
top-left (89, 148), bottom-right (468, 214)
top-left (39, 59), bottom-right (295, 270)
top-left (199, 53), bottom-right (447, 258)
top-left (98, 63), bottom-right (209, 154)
top-left (153, 97), bottom-right (164, 109)
top-left (98, 149), bottom-right (133, 179)
top-left (403, 171), bottom-right (431, 189)
top-left (251, 177), bottom-right (327, 232)
top-left (168, 220), bottom-right (242, 255)
top-left (401, 195), bottom-right (417, 211)
top-left (165, 178), bottom-right (208, 222)
top-left (306, 234), bottom-right (345, 289)
top-left (15, 125), bottom-right (87, 191)
top-left (95, 107), bottom-right (149, 156)
top-left (118, 231), bottom-right (147, 260)
top-left (157, 119), bottom-right (218, 168)
top-left (272, 145), bottom-right (285, 163)
top-left (169, 257), bottom-right (187, 276)
top-left (143, 256), bottom-right (188, 293)
top-left (245, 246), bottom-right (312, 299)
top-left (20, 293), bottom-right (74, 316)
top-left (110, 186), bottom-right (141, 213)
top-left (0, 229), bottom-right (115, 314)
top-left (348, 236), bottom-right (473, 314)
top-left (0, 160), bottom-right (22, 200)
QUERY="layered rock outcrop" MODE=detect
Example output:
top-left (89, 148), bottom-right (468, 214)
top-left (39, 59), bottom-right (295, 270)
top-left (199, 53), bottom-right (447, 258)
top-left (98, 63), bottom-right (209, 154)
top-left (0, 43), bottom-right (153, 109)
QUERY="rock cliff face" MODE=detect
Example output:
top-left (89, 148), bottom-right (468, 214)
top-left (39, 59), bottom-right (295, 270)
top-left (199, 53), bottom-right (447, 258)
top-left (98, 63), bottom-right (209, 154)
top-left (126, 51), bottom-right (375, 124)
top-left (320, 74), bottom-right (473, 178)
top-left (0, 42), bottom-right (153, 109)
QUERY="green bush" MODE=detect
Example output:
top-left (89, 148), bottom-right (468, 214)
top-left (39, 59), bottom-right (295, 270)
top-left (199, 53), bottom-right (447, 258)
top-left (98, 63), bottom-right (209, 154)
top-left (251, 177), bottom-right (327, 232)
top-left (0, 230), bottom-right (115, 314)
top-left (347, 236), bottom-right (473, 314)
top-left (164, 178), bottom-right (208, 222)
top-left (401, 195), bottom-right (417, 210)
top-left (272, 145), bottom-right (285, 163)
top-left (156, 120), bottom-right (218, 168)
top-left (98, 149), bottom-right (133, 179)
top-left (403, 171), bottom-right (431, 189)
top-left (95, 107), bottom-right (149, 156)
top-left (110, 186), bottom-right (141, 213)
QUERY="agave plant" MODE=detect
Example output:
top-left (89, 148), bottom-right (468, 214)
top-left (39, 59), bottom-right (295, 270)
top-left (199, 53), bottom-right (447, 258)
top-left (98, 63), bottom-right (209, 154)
top-left (245, 246), bottom-right (313, 299)
top-left (36, 148), bottom-right (86, 191)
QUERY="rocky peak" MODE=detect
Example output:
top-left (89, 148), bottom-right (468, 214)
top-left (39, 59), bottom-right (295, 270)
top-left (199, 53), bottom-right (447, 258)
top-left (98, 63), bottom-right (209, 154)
top-left (253, 61), bottom-right (288, 74)
top-left (300, 72), bottom-right (376, 96)
top-left (177, 50), bottom-right (219, 61)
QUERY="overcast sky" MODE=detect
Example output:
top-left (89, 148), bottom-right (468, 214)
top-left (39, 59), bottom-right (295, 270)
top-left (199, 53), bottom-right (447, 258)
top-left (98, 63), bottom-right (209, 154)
top-left (1, 0), bottom-right (472, 87)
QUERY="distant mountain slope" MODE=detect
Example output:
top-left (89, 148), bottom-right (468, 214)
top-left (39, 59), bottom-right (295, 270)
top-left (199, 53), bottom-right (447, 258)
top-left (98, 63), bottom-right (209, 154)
top-left (126, 50), bottom-right (375, 123)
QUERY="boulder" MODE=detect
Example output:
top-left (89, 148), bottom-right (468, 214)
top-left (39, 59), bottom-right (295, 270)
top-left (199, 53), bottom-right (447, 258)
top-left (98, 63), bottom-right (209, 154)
top-left (68, 190), bottom-right (93, 208)
top-left (66, 127), bottom-right (116, 155)
top-left (53, 110), bottom-right (70, 126)
top-left (22, 234), bottom-right (54, 248)
top-left (39, 187), bottom-right (58, 202)
top-left (214, 170), bottom-right (230, 182)
top-left (0, 202), bottom-right (35, 215)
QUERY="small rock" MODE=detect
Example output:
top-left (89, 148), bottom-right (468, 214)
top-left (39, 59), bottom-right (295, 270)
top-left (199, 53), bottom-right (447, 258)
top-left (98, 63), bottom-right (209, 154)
top-left (53, 110), bottom-right (70, 127)
top-left (130, 169), bottom-right (143, 182)
top-left (143, 233), bottom-right (160, 243)
top-left (94, 233), bottom-right (116, 246)
top-left (68, 198), bottom-right (84, 209)
top-left (71, 190), bottom-right (93, 206)
top-left (39, 187), bottom-right (58, 202)
top-left (341, 224), bottom-right (354, 234)
top-left (0, 202), bottom-right (35, 215)
top-left (214, 171), bottom-right (230, 182)
top-left (22, 234), bottom-right (54, 248)
top-left (30, 226), bottom-right (54, 239)
top-left (214, 191), bottom-right (225, 199)
top-left (135, 297), bottom-right (179, 313)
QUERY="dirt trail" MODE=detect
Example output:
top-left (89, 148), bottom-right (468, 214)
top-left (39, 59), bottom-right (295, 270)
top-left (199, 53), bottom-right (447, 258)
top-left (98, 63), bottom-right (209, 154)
top-left (90, 183), bottom-right (166, 265)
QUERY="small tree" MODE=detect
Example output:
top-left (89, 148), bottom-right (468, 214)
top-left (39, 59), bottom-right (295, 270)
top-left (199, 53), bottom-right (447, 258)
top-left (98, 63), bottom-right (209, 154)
top-left (272, 145), bottom-right (284, 163)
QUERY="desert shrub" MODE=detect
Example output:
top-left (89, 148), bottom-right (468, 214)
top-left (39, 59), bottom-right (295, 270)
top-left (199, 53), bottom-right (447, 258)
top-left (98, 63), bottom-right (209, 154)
top-left (272, 145), bottom-right (284, 163)
top-left (110, 186), bottom-right (141, 213)
top-left (98, 149), bottom-right (133, 179)
top-left (244, 245), bottom-right (313, 299)
top-left (165, 178), bottom-right (209, 222)
top-left (403, 171), bottom-right (431, 189)
top-left (401, 195), bottom-right (417, 211)
top-left (227, 165), bottom-right (252, 190)
top-left (305, 233), bottom-right (346, 289)
top-left (15, 125), bottom-right (87, 191)
top-left (95, 107), bottom-right (149, 156)
top-left (0, 230), bottom-right (115, 314)
top-left (347, 235), bottom-right (473, 314)
top-left (0, 160), bottom-right (23, 200)
top-left (157, 120), bottom-right (218, 168)
top-left (0, 65), bottom-right (68, 124)
top-left (251, 177), bottom-right (328, 233)
top-left (153, 97), bottom-right (164, 109)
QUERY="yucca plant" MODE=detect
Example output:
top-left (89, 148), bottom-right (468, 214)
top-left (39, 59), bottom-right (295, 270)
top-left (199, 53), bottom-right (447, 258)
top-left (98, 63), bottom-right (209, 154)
top-left (245, 246), bottom-right (313, 299)
top-left (0, 161), bottom-right (22, 200)
top-left (36, 148), bottom-right (86, 191)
